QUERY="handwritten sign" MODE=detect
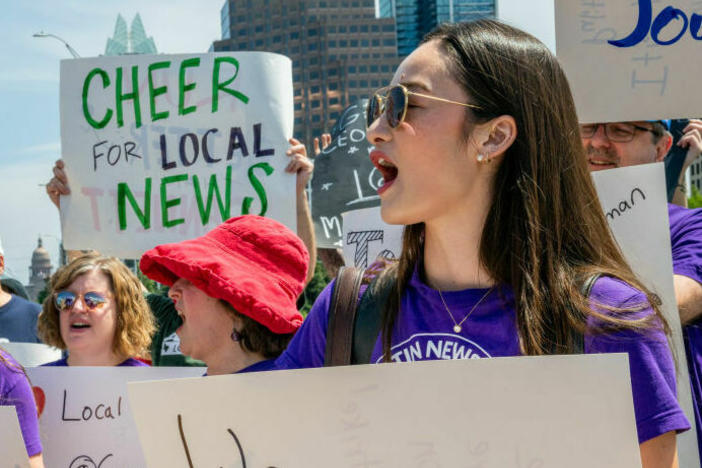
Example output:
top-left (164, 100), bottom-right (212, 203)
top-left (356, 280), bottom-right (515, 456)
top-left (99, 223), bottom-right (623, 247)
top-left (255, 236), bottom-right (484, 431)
top-left (0, 406), bottom-right (30, 468)
top-left (342, 207), bottom-right (402, 269)
top-left (128, 355), bottom-right (641, 467)
top-left (2, 343), bottom-right (62, 367)
top-left (25, 367), bottom-right (203, 467)
top-left (555, 0), bottom-right (702, 122)
top-left (60, 52), bottom-right (295, 257)
top-left (310, 100), bottom-right (379, 248)
top-left (592, 162), bottom-right (699, 466)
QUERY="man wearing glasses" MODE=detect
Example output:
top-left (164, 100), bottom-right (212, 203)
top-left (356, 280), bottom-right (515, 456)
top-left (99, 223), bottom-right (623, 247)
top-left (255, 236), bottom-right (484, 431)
top-left (581, 118), bottom-right (702, 455)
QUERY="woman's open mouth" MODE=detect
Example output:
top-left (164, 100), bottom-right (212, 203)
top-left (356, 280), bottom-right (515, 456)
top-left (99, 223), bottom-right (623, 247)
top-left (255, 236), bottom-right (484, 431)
top-left (370, 150), bottom-right (398, 195)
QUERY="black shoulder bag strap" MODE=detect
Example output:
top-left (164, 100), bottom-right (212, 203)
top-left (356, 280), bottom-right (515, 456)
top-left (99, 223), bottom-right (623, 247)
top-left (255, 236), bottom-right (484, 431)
top-left (571, 273), bottom-right (602, 354)
top-left (324, 267), bottom-right (364, 366)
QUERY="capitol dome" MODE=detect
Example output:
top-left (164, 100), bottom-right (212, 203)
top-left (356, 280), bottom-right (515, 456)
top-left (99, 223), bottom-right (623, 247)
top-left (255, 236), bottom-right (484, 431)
top-left (31, 238), bottom-right (52, 270)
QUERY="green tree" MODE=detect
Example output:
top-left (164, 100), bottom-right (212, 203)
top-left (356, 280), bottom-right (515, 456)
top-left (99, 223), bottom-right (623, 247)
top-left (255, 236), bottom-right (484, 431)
top-left (36, 283), bottom-right (50, 305)
top-left (300, 260), bottom-right (331, 316)
top-left (688, 185), bottom-right (702, 209)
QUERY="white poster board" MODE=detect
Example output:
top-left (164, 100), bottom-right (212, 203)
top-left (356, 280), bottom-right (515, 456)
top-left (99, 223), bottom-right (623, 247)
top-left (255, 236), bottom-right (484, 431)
top-left (129, 355), bottom-right (641, 467)
top-left (555, 0), bottom-right (702, 122)
top-left (342, 207), bottom-right (403, 268)
top-left (60, 52), bottom-right (295, 258)
top-left (592, 162), bottom-right (698, 466)
top-left (26, 367), bottom-right (203, 467)
top-left (0, 406), bottom-right (30, 468)
top-left (2, 343), bottom-right (62, 367)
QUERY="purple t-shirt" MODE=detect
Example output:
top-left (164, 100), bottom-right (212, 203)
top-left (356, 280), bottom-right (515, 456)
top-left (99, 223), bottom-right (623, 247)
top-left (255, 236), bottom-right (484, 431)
top-left (277, 269), bottom-right (690, 443)
top-left (0, 349), bottom-right (42, 456)
top-left (668, 204), bottom-right (702, 454)
top-left (42, 357), bottom-right (149, 367)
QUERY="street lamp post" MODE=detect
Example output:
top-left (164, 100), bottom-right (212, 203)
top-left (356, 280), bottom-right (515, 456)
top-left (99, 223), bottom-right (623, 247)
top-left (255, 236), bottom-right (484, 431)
top-left (32, 31), bottom-right (81, 58)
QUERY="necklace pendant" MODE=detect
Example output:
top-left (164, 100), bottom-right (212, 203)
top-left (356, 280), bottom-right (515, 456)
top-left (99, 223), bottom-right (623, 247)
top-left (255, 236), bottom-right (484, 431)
top-left (453, 324), bottom-right (462, 333)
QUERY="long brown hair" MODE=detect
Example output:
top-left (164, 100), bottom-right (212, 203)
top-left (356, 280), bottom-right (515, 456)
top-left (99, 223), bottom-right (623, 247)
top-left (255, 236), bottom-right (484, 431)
top-left (380, 20), bottom-right (668, 360)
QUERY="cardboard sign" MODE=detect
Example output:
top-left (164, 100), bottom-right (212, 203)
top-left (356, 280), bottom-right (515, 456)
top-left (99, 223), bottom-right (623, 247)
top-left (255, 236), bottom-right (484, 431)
top-left (2, 343), bottom-right (62, 367)
top-left (342, 207), bottom-right (402, 269)
top-left (128, 355), bottom-right (641, 467)
top-left (555, 0), bottom-right (702, 123)
top-left (0, 406), bottom-right (30, 468)
top-left (60, 52), bottom-right (295, 257)
top-left (25, 367), bottom-right (203, 467)
top-left (592, 162), bottom-right (698, 466)
top-left (310, 100), bottom-right (379, 248)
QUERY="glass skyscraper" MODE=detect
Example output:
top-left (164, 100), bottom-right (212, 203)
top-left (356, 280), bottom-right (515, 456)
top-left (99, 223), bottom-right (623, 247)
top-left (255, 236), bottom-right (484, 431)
top-left (378, 0), bottom-right (495, 56)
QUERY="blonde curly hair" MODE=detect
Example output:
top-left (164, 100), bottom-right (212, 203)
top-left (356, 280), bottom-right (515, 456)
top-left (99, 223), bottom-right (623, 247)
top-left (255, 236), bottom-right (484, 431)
top-left (38, 253), bottom-right (155, 359)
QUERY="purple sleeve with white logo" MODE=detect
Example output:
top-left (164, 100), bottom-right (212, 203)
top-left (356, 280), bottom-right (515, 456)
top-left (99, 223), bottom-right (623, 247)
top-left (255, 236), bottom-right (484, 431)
top-left (586, 276), bottom-right (690, 443)
top-left (0, 350), bottom-right (42, 456)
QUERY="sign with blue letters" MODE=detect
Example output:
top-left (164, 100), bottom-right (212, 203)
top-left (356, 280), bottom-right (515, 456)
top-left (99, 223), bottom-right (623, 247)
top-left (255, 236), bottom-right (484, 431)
top-left (555, 0), bottom-right (702, 123)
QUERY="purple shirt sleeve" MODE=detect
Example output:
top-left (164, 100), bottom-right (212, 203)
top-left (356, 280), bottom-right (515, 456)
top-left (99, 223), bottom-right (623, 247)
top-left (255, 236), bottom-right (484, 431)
top-left (586, 277), bottom-right (690, 443)
top-left (1, 352), bottom-right (42, 456)
top-left (276, 281), bottom-right (334, 369)
top-left (668, 204), bottom-right (702, 285)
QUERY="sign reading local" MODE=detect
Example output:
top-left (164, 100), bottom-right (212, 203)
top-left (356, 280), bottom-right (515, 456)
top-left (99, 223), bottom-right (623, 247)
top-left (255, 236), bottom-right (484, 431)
top-left (26, 366), bottom-right (203, 468)
top-left (310, 100), bottom-right (380, 248)
top-left (60, 52), bottom-right (295, 257)
top-left (555, 0), bottom-right (702, 122)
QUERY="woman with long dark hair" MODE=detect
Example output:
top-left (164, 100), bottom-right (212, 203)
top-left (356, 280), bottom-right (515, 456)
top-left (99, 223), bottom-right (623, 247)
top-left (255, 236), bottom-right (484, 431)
top-left (277, 20), bottom-right (689, 467)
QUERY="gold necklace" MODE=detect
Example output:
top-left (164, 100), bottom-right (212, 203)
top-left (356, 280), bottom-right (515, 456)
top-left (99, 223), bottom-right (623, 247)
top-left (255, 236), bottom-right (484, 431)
top-left (437, 286), bottom-right (494, 333)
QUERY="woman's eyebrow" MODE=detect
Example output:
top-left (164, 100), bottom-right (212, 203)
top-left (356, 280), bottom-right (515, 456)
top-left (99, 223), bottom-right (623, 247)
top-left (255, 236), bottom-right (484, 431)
top-left (400, 81), bottom-right (431, 93)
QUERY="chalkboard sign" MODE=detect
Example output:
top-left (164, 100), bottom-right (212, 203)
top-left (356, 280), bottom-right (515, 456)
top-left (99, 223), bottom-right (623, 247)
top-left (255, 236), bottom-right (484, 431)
top-left (310, 100), bottom-right (381, 248)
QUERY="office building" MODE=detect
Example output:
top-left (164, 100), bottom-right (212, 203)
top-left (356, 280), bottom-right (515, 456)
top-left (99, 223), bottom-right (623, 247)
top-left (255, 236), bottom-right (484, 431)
top-left (213, 0), bottom-right (401, 145)
top-left (378, 0), bottom-right (496, 56)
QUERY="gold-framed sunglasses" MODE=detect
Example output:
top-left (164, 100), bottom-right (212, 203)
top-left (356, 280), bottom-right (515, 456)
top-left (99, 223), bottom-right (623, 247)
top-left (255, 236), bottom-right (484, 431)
top-left (366, 83), bottom-right (481, 129)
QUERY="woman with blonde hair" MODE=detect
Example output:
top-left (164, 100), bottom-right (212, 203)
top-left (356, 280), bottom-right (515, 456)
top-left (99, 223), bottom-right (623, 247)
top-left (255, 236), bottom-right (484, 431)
top-left (38, 253), bottom-right (155, 366)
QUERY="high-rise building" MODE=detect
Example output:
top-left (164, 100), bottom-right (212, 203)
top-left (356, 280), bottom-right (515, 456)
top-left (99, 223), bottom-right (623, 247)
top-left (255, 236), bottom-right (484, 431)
top-left (213, 0), bottom-right (401, 146)
top-left (688, 159), bottom-right (702, 193)
top-left (105, 13), bottom-right (157, 56)
top-left (378, 0), bottom-right (496, 56)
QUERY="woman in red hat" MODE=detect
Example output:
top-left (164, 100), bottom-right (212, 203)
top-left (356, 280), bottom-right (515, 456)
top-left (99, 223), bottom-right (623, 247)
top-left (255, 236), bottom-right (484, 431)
top-left (139, 215), bottom-right (309, 375)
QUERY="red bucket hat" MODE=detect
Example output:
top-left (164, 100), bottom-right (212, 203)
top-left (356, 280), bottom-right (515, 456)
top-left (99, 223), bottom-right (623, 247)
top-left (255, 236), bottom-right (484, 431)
top-left (139, 215), bottom-right (308, 334)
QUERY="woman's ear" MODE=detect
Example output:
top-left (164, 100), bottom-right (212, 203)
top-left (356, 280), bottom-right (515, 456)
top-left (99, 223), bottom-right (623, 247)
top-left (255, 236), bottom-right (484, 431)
top-left (476, 115), bottom-right (517, 162)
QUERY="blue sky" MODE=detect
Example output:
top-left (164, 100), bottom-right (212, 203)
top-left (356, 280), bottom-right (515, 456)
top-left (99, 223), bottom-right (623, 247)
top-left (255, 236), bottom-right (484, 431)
top-left (0, 1), bottom-right (223, 283)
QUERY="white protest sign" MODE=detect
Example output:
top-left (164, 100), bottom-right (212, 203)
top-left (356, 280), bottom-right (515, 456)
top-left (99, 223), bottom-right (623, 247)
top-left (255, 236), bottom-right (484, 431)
top-left (591, 162), bottom-right (698, 466)
top-left (60, 52), bottom-right (295, 258)
top-left (0, 406), bottom-right (30, 468)
top-left (26, 367), bottom-right (203, 467)
top-left (342, 207), bottom-right (402, 268)
top-left (497, 0), bottom-right (556, 52)
top-left (129, 355), bottom-right (641, 467)
top-left (555, 0), bottom-right (702, 123)
top-left (2, 343), bottom-right (62, 367)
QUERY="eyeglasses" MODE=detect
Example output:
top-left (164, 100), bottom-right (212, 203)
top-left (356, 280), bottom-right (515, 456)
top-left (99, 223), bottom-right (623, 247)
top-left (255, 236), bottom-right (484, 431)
top-left (579, 123), bottom-right (657, 143)
top-left (366, 84), bottom-right (481, 129)
top-left (54, 291), bottom-right (108, 312)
